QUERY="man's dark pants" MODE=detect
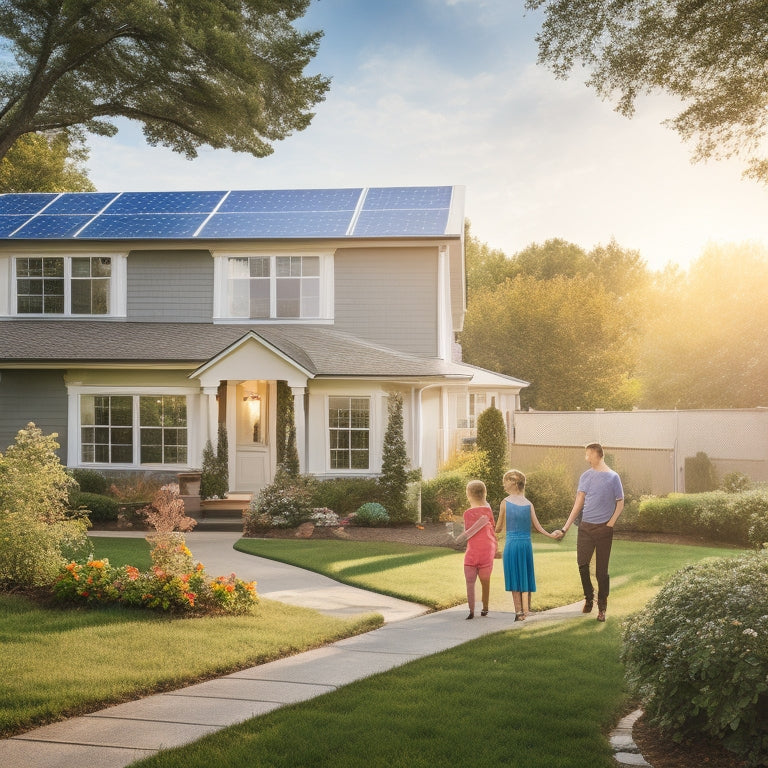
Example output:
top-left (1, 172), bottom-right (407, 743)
top-left (576, 521), bottom-right (614, 611)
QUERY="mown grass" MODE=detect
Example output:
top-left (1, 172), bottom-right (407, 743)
top-left (235, 535), bottom-right (737, 613)
top-left (0, 537), bottom-right (382, 737)
top-left (132, 538), bottom-right (742, 768)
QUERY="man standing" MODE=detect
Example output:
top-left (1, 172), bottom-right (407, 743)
top-left (555, 443), bottom-right (624, 622)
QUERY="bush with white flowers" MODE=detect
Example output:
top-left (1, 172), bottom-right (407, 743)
top-left (621, 553), bottom-right (768, 766)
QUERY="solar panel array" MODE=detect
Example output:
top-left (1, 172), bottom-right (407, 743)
top-left (0, 187), bottom-right (457, 240)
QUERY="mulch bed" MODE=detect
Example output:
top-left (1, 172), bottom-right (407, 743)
top-left (632, 713), bottom-right (750, 768)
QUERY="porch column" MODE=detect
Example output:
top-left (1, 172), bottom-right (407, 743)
top-left (291, 386), bottom-right (307, 473)
top-left (202, 386), bottom-right (219, 448)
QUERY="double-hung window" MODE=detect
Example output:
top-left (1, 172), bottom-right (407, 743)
top-left (227, 255), bottom-right (320, 319)
top-left (80, 394), bottom-right (187, 465)
top-left (329, 396), bottom-right (370, 470)
top-left (15, 256), bottom-right (111, 315)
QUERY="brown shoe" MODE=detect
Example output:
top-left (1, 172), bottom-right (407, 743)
top-left (582, 600), bottom-right (594, 613)
top-left (597, 610), bottom-right (606, 622)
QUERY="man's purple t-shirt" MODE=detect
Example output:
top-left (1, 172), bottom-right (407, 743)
top-left (578, 469), bottom-right (624, 524)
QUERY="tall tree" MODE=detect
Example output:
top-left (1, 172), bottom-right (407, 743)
top-left (638, 243), bottom-right (768, 408)
top-left (460, 273), bottom-right (641, 410)
top-left (0, 0), bottom-right (329, 162)
top-left (527, 0), bottom-right (768, 181)
top-left (0, 130), bottom-right (94, 192)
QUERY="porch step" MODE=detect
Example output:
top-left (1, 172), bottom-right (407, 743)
top-left (199, 494), bottom-right (252, 518)
top-left (193, 516), bottom-right (245, 533)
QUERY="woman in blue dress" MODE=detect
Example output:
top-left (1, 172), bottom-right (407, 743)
top-left (495, 469), bottom-right (559, 620)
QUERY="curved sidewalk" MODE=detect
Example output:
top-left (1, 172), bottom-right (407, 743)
top-left (1, 531), bottom-right (584, 768)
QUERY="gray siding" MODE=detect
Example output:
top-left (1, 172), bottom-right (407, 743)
top-left (334, 247), bottom-right (438, 356)
top-left (0, 370), bottom-right (68, 462)
top-left (127, 250), bottom-right (214, 322)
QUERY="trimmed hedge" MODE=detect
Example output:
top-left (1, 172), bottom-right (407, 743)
top-left (622, 554), bottom-right (768, 766)
top-left (68, 491), bottom-right (120, 522)
top-left (310, 477), bottom-right (382, 517)
top-left (637, 489), bottom-right (768, 547)
top-left (69, 468), bottom-right (109, 495)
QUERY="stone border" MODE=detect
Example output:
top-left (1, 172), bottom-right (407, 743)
top-left (611, 709), bottom-right (652, 767)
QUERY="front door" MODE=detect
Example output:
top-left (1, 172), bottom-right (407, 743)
top-left (233, 380), bottom-right (273, 493)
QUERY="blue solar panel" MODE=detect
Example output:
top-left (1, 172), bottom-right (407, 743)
top-left (199, 211), bottom-right (353, 238)
top-left (220, 188), bottom-right (362, 213)
top-left (106, 191), bottom-right (226, 214)
top-left (44, 192), bottom-right (119, 215)
top-left (363, 186), bottom-right (452, 210)
top-left (0, 215), bottom-right (35, 236)
top-left (0, 187), bottom-right (457, 239)
top-left (13, 215), bottom-right (94, 238)
top-left (352, 209), bottom-right (450, 237)
top-left (79, 213), bottom-right (209, 239)
top-left (0, 193), bottom-right (57, 215)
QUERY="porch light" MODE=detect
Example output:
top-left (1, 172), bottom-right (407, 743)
top-left (243, 392), bottom-right (262, 442)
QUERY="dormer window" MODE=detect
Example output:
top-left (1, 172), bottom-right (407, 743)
top-left (226, 255), bottom-right (321, 319)
top-left (15, 256), bottom-right (111, 315)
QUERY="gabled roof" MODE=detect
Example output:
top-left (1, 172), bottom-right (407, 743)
top-left (0, 321), bottom-right (483, 380)
top-left (0, 186), bottom-right (465, 241)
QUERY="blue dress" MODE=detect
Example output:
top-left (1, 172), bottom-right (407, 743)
top-left (502, 501), bottom-right (536, 592)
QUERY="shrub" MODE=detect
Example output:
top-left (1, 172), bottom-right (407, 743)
top-left (439, 448), bottom-right (490, 479)
top-left (420, 471), bottom-right (468, 523)
top-left (353, 502), bottom-right (389, 527)
top-left (721, 471), bottom-right (751, 493)
top-left (685, 451), bottom-right (717, 493)
top-left (309, 508), bottom-right (340, 527)
top-left (200, 424), bottom-right (229, 500)
top-left (69, 491), bottom-right (120, 522)
top-left (636, 494), bottom-right (701, 534)
top-left (621, 554), bottom-right (768, 766)
top-left (379, 392), bottom-right (410, 522)
top-left (243, 469), bottom-right (317, 532)
top-left (524, 462), bottom-right (572, 526)
top-left (108, 475), bottom-right (162, 503)
top-left (140, 484), bottom-right (196, 533)
top-left (476, 406), bottom-right (507, 507)
top-left (0, 423), bottom-right (90, 589)
top-left (311, 477), bottom-right (382, 517)
top-left (637, 490), bottom-right (767, 546)
top-left (70, 468), bottom-right (108, 495)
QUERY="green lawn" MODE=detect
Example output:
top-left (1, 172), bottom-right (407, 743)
top-left (235, 535), bottom-right (736, 614)
top-left (131, 537), bottom-right (743, 768)
top-left (0, 537), bottom-right (382, 737)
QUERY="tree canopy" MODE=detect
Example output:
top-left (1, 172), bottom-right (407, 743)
top-left (527, 0), bottom-right (768, 181)
top-left (637, 243), bottom-right (768, 408)
top-left (0, 0), bottom-right (329, 162)
top-left (0, 130), bottom-right (94, 191)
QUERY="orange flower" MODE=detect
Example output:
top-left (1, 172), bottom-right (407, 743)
top-left (88, 560), bottom-right (105, 569)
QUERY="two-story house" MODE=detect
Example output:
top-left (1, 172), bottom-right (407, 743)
top-left (0, 186), bottom-right (527, 495)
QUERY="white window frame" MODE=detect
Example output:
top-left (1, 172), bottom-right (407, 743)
top-left (10, 251), bottom-right (126, 317)
top-left (213, 250), bottom-right (334, 322)
top-left (67, 386), bottom-right (198, 469)
top-left (326, 394), bottom-right (372, 473)
top-left (457, 391), bottom-right (492, 429)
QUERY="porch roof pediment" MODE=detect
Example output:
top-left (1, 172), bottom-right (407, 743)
top-left (191, 331), bottom-right (313, 388)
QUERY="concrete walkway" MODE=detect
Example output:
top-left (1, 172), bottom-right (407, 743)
top-left (1, 531), bottom-right (585, 768)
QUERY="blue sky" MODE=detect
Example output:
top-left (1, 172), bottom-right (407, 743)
top-left (84, 0), bottom-right (768, 271)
